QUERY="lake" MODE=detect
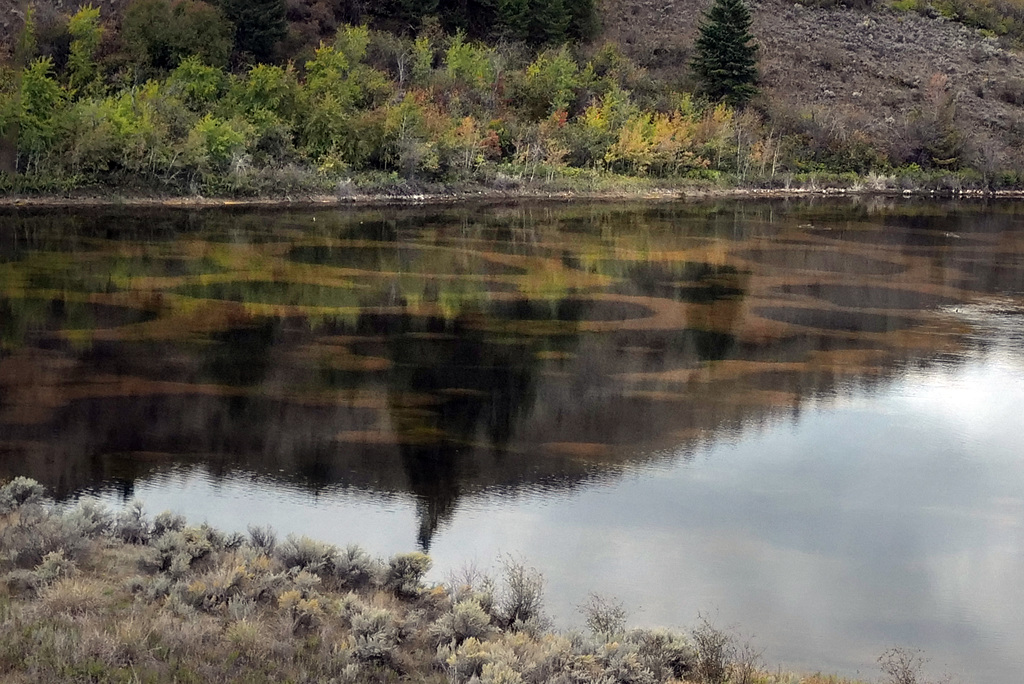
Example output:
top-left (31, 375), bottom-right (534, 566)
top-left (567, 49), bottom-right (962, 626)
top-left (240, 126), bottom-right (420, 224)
top-left (1, 198), bottom-right (1022, 683)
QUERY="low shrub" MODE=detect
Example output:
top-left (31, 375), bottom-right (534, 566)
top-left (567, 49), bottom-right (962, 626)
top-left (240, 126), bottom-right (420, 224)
top-left (495, 557), bottom-right (546, 631)
top-left (579, 592), bottom-right (627, 639)
top-left (333, 544), bottom-right (381, 589)
top-left (278, 534), bottom-right (339, 575)
top-left (691, 615), bottom-right (734, 684)
top-left (430, 598), bottom-right (494, 646)
top-left (383, 551), bottom-right (432, 598)
top-left (351, 606), bottom-right (402, 666)
top-left (247, 524), bottom-right (277, 555)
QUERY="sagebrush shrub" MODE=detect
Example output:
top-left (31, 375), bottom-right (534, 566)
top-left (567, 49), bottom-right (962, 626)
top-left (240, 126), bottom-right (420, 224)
top-left (579, 593), bottom-right (627, 639)
top-left (691, 616), bottom-right (734, 684)
top-left (384, 552), bottom-right (431, 598)
top-left (247, 524), bottom-right (277, 555)
top-left (495, 557), bottom-right (545, 631)
top-left (430, 598), bottom-right (494, 646)
top-left (114, 500), bottom-right (151, 544)
top-left (152, 510), bottom-right (186, 537)
top-left (334, 544), bottom-right (380, 589)
top-left (0, 477), bottom-right (45, 513)
top-left (278, 534), bottom-right (338, 575)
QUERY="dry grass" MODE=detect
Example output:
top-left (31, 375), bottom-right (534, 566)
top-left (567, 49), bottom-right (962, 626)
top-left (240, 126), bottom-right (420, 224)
top-left (0, 478), bottom-right (878, 684)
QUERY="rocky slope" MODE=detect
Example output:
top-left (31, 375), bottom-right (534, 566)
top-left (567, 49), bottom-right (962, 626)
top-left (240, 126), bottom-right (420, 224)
top-left (602, 0), bottom-right (1024, 168)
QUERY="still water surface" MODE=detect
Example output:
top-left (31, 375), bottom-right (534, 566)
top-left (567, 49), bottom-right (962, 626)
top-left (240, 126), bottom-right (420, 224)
top-left (1, 199), bottom-right (1022, 682)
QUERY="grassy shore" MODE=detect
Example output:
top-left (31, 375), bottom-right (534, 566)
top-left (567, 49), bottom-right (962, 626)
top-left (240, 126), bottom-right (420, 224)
top-left (0, 477), bottom-right (909, 684)
top-left (3, 164), bottom-right (1024, 211)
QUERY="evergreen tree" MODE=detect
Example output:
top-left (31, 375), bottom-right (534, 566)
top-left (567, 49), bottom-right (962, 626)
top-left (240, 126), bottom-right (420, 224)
top-left (566, 0), bottom-right (596, 41)
top-left (530, 0), bottom-right (570, 45)
top-left (498, 0), bottom-right (530, 42)
top-left (219, 0), bottom-right (287, 63)
top-left (690, 0), bottom-right (758, 106)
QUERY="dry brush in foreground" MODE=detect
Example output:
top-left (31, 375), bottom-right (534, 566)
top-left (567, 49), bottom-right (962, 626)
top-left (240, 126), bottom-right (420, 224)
top-left (1, 477), bottom-right (900, 684)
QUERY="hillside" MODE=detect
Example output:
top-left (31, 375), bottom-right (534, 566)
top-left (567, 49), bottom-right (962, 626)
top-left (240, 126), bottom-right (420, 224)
top-left (602, 0), bottom-right (1024, 173)
top-left (3, 0), bottom-right (1024, 193)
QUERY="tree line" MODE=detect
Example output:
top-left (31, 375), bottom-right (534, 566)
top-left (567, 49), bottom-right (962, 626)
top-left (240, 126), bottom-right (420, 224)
top-left (0, 0), bottom-right (1001, 195)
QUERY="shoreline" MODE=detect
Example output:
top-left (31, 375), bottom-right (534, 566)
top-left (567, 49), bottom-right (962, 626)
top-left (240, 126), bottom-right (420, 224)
top-left (0, 477), bottom-right (887, 684)
top-left (3, 183), bottom-right (1024, 211)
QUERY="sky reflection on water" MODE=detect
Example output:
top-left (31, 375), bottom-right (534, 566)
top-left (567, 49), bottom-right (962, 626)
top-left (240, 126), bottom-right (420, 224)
top-left (2, 199), bottom-right (1023, 683)
top-left (103, 347), bottom-right (1024, 684)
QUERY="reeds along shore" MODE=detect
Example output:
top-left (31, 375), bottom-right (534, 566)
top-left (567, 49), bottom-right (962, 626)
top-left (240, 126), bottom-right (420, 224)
top-left (1, 477), bottom-right (890, 683)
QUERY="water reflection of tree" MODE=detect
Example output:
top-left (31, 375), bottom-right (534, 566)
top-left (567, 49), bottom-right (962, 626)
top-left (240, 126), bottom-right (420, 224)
top-left (361, 309), bottom-right (552, 549)
top-left (5, 199), bottom-right (1024, 551)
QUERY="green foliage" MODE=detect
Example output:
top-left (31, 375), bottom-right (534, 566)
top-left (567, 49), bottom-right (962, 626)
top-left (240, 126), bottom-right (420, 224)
top-left (218, 0), bottom-right (287, 63)
top-left (189, 113), bottom-right (250, 167)
top-left (67, 5), bottom-right (103, 97)
top-left (168, 56), bottom-right (227, 110)
top-left (335, 23), bottom-right (371, 64)
top-left (384, 551), bottom-right (432, 597)
top-left (18, 57), bottom-right (66, 170)
top-left (15, 3), bottom-right (38, 66)
top-left (690, 0), bottom-right (759, 106)
top-left (0, 68), bottom-right (18, 140)
top-left (121, 0), bottom-right (234, 74)
top-left (519, 47), bottom-right (586, 119)
top-left (444, 32), bottom-right (495, 91)
top-left (411, 35), bottom-right (434, 86)
top-left (0, 13), bottom-right (999, 193)
top-left (367, 0), bottom-right (439, 34)
top-left (499, 0), bottom-right (532, 42)
top-left (65, 86), bottom-right (166, 175)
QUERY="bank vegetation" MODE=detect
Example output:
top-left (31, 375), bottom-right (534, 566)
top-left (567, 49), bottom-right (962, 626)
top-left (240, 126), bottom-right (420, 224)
top-left (0, 476), bottom-right (942, 684)
top-left (0, 0), bottom-right (1019, 202)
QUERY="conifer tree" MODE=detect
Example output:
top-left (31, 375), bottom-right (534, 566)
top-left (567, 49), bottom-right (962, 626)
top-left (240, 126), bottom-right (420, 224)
top-left (690, 0), bottom-right (759, 106)
top-left (530, 0), bottom-right (570, 45)
top-left (219, 0), bottom-right (287, 63)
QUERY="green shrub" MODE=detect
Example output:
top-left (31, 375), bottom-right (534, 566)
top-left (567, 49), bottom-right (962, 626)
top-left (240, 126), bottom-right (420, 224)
top-left (120, 0), bottom-right (234, 74)
top-left (0, 477), bottom-right (46, 512)
top-left (147, 527), bottom-right (215, 577)
top-left (384, 551), bottom-right (432, 597)
top-left (518, 47), bottom-right (588, 120)
top-left (351, 606), bottom-right (402, 665)
top-left (152, 511), bottom-right (187, 537)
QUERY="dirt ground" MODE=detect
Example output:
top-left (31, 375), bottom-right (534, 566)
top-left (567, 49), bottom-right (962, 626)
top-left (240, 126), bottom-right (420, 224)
top-left (601, 0), bottom-right (1024, 167)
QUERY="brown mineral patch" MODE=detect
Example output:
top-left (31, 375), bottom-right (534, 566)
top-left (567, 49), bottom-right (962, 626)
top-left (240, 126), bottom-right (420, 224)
top-left (805, 349), bottom-right (890, 366)
top-left (316, 352), bottom-right (392, 372)
top-left (617, 367), bottom-right (698, 383)
top-left (541, 442), bottom-right (614, 459)
top-left (316, 335), bottom-right (387, 346)
top-left (334, 430), bottom-right (402, 445)
top-left (535, 350), bottom-right (575, 360)
top-left (622, 390), bottom-right (693, 402)
top-left (335, 427), bottom-right (445, 445)
top-left (670, 427), bottom-right (712, 441)
top-left (437, 388), bottom-right (489, 398)
top-left (728, 390), bottom-right (802, 407)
